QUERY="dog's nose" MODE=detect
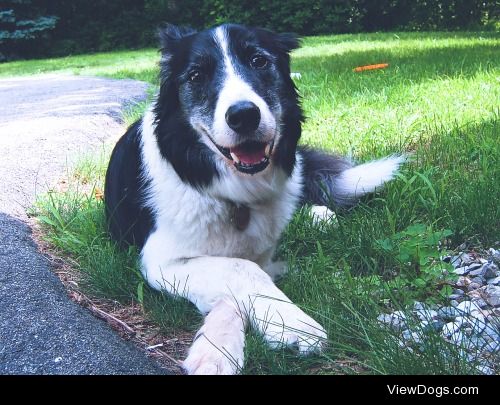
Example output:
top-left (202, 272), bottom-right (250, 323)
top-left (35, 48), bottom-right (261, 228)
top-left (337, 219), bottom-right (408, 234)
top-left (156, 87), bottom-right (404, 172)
top-left (225, 101), bottom-right (261, 133)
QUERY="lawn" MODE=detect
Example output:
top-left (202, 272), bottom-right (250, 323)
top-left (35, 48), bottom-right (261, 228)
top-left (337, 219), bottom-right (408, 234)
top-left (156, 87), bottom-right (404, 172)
top-left (13, 31), bottom-right (499, 374)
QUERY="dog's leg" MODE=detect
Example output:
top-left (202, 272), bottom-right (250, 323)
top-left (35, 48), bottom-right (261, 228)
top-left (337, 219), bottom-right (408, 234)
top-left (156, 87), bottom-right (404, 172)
top-left (141, 252), bottom-right (326, 374)
top-left (183, 298), bottom-right (246, 375)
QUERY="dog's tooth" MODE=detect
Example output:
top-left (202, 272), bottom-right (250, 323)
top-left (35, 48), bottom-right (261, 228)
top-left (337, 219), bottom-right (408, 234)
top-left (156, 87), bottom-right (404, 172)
top-left (265, 143), bottom-right (271, 157)
top-left (230, 152), bottom-right (240, 163)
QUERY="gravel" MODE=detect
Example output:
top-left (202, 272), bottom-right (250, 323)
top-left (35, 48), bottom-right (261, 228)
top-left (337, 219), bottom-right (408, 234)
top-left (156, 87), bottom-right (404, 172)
top-left (0, 74), bottom-right (167, 374)
top-left (378, 247), bottom-right (500, 375)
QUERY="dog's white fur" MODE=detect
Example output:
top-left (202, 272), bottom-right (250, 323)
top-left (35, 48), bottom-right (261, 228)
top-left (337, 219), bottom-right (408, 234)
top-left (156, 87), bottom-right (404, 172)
top-left (334, 156), bottom-right (405, 198)
top-left (140, 109), bottom-right (326, 374)
top-left (183, 298), bottom-right (246, 375)
top-left (136, 26), bottom-right (403, 374)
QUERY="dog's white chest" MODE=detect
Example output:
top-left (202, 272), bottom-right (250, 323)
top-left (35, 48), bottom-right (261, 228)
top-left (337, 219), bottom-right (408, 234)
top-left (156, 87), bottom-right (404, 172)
top-left (141, 160), bottom-right (302, 267)
top-left (212, 203), bottom-right (283, 262)
top-left (158, 189), bottom-right (293, 265)
top-left (139, 110), bottom-right (303, 267)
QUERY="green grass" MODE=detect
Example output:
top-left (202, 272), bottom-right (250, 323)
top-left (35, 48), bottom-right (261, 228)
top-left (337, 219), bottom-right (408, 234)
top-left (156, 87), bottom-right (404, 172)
top-left (0, 48), bottom-right (160, 82)
top-left (25, 31), bottom-right (500, 374)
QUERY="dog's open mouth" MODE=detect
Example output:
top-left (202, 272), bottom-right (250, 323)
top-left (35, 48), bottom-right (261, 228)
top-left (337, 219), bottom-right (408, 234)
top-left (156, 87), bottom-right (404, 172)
top-left (213, 139), bottom-right (273, 175)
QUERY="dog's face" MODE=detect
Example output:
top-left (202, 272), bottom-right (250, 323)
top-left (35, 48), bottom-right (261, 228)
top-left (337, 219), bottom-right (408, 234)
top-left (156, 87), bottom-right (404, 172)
top-left (154, 24), bottom-right (303, 186)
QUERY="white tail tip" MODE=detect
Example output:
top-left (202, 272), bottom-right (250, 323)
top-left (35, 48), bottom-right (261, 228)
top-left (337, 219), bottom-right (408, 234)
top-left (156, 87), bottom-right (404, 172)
top-left (334, 155), bottom-right (406, 199)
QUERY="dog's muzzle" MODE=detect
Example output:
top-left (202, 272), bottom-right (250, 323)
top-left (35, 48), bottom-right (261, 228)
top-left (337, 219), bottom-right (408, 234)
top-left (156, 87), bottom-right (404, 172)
top-left (210, 137), bottom-right (274, 175)
top-left (202, 101), bottom-right (275, 175)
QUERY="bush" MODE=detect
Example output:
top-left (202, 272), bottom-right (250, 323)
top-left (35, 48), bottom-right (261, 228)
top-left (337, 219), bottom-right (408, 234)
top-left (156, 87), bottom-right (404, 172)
top-left (1, 0), bottom-right (497, 61)
top-left (0, 2), bottom-right (58, 60)
top-left (201, 0), bottom-right (362, 34)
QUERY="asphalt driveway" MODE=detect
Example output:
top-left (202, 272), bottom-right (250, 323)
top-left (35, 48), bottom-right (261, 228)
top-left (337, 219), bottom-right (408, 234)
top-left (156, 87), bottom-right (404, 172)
top-left (0, 74), bottom-right (166, 374)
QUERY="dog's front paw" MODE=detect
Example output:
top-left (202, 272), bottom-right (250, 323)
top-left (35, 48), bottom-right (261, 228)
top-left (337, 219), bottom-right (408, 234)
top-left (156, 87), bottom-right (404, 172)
top-left (183, 332), bottom-right (244, 375)
top-left (183, 298), bottom-right (245, 375)
top-left (253, 300), bottom-right (327, 355)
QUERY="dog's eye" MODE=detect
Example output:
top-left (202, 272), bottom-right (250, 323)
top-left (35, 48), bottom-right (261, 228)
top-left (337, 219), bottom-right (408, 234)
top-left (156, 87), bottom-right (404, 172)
top-left (188, 70), bottom-right (202, 83)
top-left (250, 55), bottom-right (268, 69)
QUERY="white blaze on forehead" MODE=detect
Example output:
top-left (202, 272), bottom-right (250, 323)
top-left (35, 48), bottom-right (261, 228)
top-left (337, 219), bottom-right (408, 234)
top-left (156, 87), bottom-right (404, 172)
top-left (211, 26), bottom-right (276, 147)
top-left (215, 26), bottom-right (237, 77)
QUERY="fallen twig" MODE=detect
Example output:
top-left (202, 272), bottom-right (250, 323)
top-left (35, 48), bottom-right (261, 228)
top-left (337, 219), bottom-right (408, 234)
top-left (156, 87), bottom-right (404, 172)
top-left (89, 305), bottom-right (136, 335)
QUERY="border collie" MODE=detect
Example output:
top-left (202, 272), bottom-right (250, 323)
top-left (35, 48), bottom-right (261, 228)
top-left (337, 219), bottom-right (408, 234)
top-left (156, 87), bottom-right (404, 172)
top-left (105, 23), bottom-right (404, 374)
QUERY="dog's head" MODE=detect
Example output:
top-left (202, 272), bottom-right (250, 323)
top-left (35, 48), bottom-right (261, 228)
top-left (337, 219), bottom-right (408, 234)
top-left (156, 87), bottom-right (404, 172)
top-left (153, 23), bottom-right (303, 188)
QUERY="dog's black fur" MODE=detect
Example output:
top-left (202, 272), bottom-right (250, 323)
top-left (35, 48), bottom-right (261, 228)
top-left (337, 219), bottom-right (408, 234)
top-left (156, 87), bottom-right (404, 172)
top-left (105, 24), bottom-right (356, 248)
top-left (105, 121), bottom-right (155, 248)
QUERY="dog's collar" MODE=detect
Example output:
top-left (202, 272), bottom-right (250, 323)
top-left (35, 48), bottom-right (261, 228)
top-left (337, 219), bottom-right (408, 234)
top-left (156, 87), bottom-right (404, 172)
top-left (229, 202), bottom-right (250, 231)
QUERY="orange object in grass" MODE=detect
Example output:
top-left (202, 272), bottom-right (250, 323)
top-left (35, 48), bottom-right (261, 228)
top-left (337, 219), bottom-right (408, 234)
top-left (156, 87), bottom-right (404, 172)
top-left (94, 187), bottom-right (104, 201)
top-left (353, 63), bottom-right (389, 72)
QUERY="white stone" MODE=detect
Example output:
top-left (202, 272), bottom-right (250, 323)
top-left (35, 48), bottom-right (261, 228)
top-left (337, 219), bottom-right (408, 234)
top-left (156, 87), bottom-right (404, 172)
top-left (484, 285), bottom-right (500, 307)
top-left (483, 341), bottom-right (500, 354)
top-left (483, 262), bottom-right (499, 279)
top-left (454, 266), bottom-right (470, 276)
top-left (413, 301), bottom-right (427, 311)
top-left (455, 276), bottom-right (470, 288)
top-left (482, 324), bottom-right (499, 342)
top-left (476, 365), bottom-right (495, 375)
top-left (450, 253), bottom-right (473, 268)
top-left (486, 276), bottom-right (500, 286)
top-left (377, 311), bottom-right (407, 331)
top-left (462, 317), bottom-right (487, 336)
top-left (449, 330), bottom-right (464, 345)
top-left (456, 300), bottom-right (482, 314)
top-left (442, 321), bottom-right (461, 338)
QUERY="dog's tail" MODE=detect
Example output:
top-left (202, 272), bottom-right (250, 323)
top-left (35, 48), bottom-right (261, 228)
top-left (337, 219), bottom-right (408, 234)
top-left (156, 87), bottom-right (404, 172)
top-left (299, 147), bottom-right (405, 208)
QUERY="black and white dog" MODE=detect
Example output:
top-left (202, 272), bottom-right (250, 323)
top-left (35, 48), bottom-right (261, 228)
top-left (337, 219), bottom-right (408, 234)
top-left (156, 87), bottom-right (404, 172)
top-left (105, 23), bottom-right (403, 374)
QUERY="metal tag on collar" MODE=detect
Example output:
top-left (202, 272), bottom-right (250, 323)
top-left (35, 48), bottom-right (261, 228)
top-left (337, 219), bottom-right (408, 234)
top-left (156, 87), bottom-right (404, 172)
top-left (232, 203), bottom-right (250, 231)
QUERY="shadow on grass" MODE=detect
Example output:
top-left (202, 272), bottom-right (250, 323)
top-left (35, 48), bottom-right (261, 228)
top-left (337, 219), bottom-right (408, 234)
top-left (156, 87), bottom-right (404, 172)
top-left (281, 114), bottom-right (499, 278)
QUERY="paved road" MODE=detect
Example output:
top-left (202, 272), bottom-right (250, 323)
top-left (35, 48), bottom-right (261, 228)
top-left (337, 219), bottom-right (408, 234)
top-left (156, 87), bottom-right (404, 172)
top-left (0, 74), bottom-right (166, 374)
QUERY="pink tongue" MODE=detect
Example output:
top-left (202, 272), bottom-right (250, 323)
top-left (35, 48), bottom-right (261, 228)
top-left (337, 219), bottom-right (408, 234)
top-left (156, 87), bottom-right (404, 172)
top-left (231, 145), bottom-right (266, 165)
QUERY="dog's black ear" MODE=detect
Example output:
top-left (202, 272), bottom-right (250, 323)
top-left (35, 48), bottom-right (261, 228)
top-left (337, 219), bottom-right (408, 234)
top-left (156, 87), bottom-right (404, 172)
top-left (255, 27), bottom-right (301, 55)
top-left (158, 23), bottom-right (197, 55)
top-left (158, 24), bottom-right (197, 84)
top-left (276, 32), bottom-right (301, 54)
